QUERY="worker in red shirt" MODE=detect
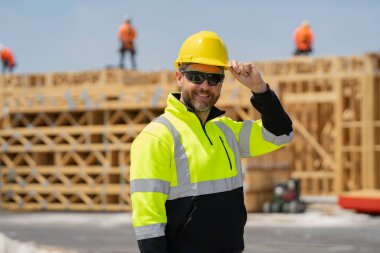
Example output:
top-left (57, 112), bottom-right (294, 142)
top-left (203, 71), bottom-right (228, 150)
top-left (293, 21), bottom-right (314, 56)
top-left (0, 44), bottom-right (16, 73)
top-left (118, 15), bottom-right (137, 70)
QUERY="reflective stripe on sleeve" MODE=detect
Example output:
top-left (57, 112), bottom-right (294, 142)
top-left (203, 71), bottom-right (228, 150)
top-left (238, 120), bottom-right (252, 157)
top-left (131, 179), bottom-right (170, 195)
top-left (134, 223), bottom-right (166, 240)
top-left (262, 127), bottom-right (294, 146)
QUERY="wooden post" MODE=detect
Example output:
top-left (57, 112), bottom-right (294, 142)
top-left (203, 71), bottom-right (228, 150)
top-left (361, 54), bottom-right (376, 189)
top-left (0, 74), bottom-right (3, 123)
top-left (333, 58), bottom-right (344, 194)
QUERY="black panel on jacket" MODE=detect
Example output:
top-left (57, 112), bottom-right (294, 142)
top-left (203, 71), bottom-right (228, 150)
top-left (164, 187), bottom-right (246, 253)
top-left (137, 236), bottom-right (168, 253)
top-left (250, 86), bottom-right (293, 136)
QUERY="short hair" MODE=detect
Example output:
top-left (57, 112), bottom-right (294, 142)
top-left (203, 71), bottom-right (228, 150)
top-left (179, 63), bottom-right (190, 72)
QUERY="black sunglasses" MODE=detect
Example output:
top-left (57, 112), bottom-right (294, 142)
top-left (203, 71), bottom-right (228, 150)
top-left (181, 71), bottom-right (225, 86)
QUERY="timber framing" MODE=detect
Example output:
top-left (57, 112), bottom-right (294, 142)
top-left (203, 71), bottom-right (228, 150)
top-left (1, 53), bottom-right (379, 211)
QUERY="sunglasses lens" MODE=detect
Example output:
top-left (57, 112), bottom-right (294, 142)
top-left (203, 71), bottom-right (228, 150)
top-left (207, 74), bottom-right (224, 86)
top-left (183, 71), bottom-right (224, 86)
top-left (187, 72), bottom-right (205, 84)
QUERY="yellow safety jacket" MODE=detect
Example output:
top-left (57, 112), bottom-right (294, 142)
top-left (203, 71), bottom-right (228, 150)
top-left (130, 92), bottom-right (293, 253)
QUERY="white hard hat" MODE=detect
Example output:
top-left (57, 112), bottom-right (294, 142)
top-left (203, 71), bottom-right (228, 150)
top-left (123, 14), bottom-right (132, 21)
top-left (0, 44), bottom-right (4, 51)
top-left (301, 20), bottom-right (310, 26)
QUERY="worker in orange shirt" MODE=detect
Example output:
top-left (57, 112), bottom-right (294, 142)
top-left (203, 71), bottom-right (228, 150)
top-left (118, 15), bottom-right (137, 70)
top-left (293, 21), bottom-right (314, 56)
top-left (0, 44), bottom-right (16, 73)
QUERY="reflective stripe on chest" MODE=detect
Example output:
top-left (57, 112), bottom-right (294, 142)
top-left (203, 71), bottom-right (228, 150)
top-left (153, 115), bottom-right (243, 200)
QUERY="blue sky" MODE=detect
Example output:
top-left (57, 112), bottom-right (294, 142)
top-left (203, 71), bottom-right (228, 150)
top-left (1, 0), bottom-right (379, 74)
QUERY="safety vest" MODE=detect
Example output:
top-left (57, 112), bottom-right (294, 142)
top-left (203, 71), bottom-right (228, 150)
top-left (118, 22), bottom-right (136, 46)
top-left (1, 48), bottom-right (15, 67)
top-left (130, 93), bottom-right (293, 240)
top-left (294, 26), bottom-right (314, 50)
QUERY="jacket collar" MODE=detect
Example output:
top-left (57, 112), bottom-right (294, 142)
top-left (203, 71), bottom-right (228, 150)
top-left (166, 93), bottom-right (225, 122)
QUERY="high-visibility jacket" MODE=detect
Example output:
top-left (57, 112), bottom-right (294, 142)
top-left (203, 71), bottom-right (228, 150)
top-left (1, 47), bottom-right (15, 67)
top-left (131, 90), bottom-right (293, 253)
top-left (118, 22), bottom-right (137, 49)
top-left (293, 25), bottom-right (314, 51)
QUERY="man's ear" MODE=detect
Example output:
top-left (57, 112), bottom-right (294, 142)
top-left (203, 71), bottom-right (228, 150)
top-left (176, 71), bottom-right (184, 87)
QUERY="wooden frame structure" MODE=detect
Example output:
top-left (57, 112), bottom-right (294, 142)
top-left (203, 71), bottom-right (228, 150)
top-left (0, 69), bottom-right (254, 211)
top-left (255, 53), bottom-right (380, 195)
top-left (1, 53), bottom-right (379, 211)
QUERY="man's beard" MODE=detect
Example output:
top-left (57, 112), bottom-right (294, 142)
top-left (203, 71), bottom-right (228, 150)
top-left (181, 89), bottom-right (220, 112)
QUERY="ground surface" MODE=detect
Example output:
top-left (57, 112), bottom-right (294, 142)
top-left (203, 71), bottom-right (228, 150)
top-left (0, 204), bottom-right (379, 253)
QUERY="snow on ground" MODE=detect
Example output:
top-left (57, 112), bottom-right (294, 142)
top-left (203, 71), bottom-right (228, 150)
top-left (1, 204), bottom-right (378, 229)
top-left (0, 204), bottom-right (379, 253)
top-left (247, 203), bottom-right (380, 227)
top-left (0, 212), bottom-right (131, 228)
top-left (0, 233), bottom-right (78, 253)
top-left (247, 211), bottom-right (373, 227)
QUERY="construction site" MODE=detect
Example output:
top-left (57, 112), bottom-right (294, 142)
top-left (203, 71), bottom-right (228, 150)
top-left (1, 1), bottom-right (380, 252)
top-left (1, 52), bottom-right (380, 253)
top-left (1, 52), bottom-right (380, 210)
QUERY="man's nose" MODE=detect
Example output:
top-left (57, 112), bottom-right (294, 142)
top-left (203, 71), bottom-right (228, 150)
top-left (198, 79), bottom-right (210, 89)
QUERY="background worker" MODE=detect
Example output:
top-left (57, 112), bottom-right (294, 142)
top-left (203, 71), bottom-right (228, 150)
top-left (293, 20), bottom-right (314, 56)
top-left (0, 44), bottom-right (16, 74)
top-left (130, 31), bottom-right (293, 253)
top-left (118, 14), bottom-right (137, 70)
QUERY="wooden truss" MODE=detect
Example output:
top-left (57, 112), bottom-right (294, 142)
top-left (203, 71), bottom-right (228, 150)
top-left (1, 54), bottom-right (379, 211)
top-left (255, 53), bottom-right (380, 195)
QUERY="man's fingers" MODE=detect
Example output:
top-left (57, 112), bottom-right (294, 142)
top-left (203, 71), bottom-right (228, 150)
top-left (228, 60), bottom-right (239, 74)
top-left (228, 61), bottom-right (256, 77)
top-left (242, 63), bottom-right (252, 76)
top-left (228, 61), bottom-right (262, 80)
top-left (228, 60), bottom-right (243, 80)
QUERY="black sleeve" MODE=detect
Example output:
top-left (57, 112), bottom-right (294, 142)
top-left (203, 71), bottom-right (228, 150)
top-left (250, 85), bottom-right (293, 136)
top-left (137, 236), bottom-right (168, 253)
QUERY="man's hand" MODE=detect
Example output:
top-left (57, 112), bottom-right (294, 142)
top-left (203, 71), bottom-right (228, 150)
top-left (228, 60), bottom-right (267, 93)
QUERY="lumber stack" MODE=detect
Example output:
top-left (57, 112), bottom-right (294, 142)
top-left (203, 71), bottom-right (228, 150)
top-left (243, 148), bottom-right (292, 212)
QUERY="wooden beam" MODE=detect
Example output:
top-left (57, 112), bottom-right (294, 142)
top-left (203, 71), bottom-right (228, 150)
top-left (292, 117), bottom-right (336, 171)
top-left (284, 92), bottom-right (336, 104)
top-left (361, 55), bottom-right (376, 189)
top-left (333, 62), bottom-right (344, 194)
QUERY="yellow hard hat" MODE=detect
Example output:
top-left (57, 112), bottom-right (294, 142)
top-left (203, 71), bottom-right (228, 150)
top-left (174, 31), bottom-right (229, 69)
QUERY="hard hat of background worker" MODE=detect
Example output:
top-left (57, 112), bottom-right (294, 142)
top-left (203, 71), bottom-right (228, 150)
top-left (301, 20), bottom-right (310, 27)
top-left (174, 31), bottom-right (229, 69)
top-left (123, 14), bottom-right (132, 22)
top-left (0, 44), bottom-right (4, 51)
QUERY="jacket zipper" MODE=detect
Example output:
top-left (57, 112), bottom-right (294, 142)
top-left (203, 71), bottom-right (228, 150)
top-left (202, 125), bottom-right (213, 145)
top-left (197, 117), bottom-right (213, 145)
top-left (219, 136), bottom-right (232, 170)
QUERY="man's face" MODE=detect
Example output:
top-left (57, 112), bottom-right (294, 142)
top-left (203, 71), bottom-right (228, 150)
top-left (176, 64), bottom-right (224, 112)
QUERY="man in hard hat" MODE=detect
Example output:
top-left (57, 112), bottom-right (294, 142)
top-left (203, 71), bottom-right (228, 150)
top-left (293, 21), bottom-right (314, 56)
top-left (0, 44), bottom-right (16, 73)
top-left (130, 31), bottom-right (293, 253)
top-left (118, 15), bottom-right (137, 70)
